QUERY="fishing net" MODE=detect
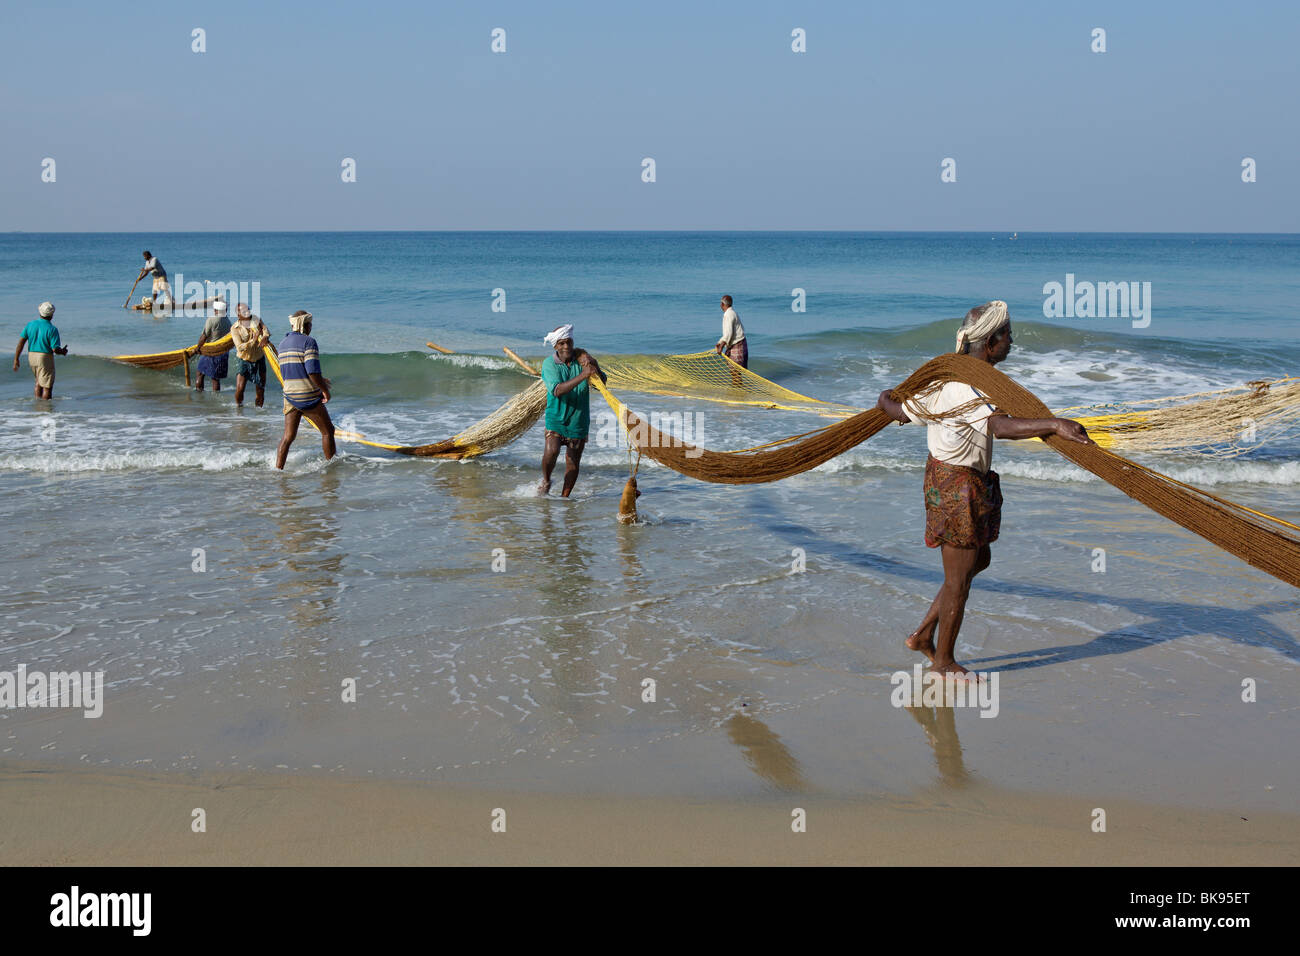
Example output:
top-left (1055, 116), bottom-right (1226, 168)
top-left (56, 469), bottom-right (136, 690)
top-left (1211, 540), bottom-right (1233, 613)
top-left (592, 354), bottom-right (1300, 589)
top-left (263, 351), bottom-right (548, 459)
top-left (1057, 378), bottom-right (1300, 458)
top-left (598, 350), bottom-right (858, 417)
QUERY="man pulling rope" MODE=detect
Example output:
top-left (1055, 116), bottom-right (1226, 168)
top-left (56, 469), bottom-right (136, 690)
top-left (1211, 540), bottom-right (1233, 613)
top-left (875, 301), bottom-right (1093, 681)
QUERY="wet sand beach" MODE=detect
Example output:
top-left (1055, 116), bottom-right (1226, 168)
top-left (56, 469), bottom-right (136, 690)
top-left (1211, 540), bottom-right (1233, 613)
top-left (4, 763), bottom-right (1297, 866)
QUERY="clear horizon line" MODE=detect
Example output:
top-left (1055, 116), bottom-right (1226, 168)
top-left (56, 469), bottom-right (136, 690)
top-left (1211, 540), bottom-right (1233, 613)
top-left (4, 229), bottom-right (1299, 236)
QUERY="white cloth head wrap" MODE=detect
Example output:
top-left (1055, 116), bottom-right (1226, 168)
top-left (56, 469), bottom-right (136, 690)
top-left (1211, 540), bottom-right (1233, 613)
top-left (955, 300), bottom-right (1009, 353)
top-left (289, 311), bottom-right (313, 332)
top-left (212, 300), bottom-right (228, 316)
top-left (38, 301), bottom-right (55, 318)
top-left (544, 324), bottom-right (574, 347)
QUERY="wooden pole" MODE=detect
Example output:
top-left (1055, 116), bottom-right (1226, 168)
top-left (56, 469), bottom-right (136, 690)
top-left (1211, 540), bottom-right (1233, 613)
top-left (183, 350), bottom-right (191, 387)
top-left (123, 274), bottom-right (143, 308)
top-left (502, 347), bottom-right (540, 377)
top-left (426, 341), bottom-right (454, 354)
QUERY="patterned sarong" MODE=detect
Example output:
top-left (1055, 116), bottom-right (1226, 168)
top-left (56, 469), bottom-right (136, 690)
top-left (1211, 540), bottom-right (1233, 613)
top-left (726, 339), bottom-right (748, 369)
top-left (923, 455), bottom-right (1002, 549)
top-left (234, 356), bottom-right (266, 387)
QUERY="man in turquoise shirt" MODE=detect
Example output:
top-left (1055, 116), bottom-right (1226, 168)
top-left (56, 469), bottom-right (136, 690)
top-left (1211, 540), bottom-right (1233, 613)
top-left (538, 324), bottom-right (605, 497)
top-left (13, 301), bottom-right (68, 399)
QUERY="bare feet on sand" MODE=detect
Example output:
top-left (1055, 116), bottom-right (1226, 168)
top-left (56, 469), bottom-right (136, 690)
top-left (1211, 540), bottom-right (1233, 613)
top-left (931, 661), bottom-right (983, 683)
top-left (904, 628), bottom-right (936, 663)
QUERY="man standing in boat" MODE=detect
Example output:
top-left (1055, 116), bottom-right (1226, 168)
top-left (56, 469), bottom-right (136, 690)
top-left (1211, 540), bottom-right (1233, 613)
top-left (136, 251), bottom-right (172, 306)
top-left (538, 324), bottom-right (605, 497)
top-left (874, 301), bottom-right (1092, 680)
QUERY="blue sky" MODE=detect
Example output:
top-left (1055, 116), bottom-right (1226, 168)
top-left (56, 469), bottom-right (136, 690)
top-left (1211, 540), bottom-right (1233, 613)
top-left (1, 0), bottom-right (1296, 231)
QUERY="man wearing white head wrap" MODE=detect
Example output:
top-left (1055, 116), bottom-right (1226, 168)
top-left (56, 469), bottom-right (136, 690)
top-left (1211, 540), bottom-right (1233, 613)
top-left (874, 301), bottom-right (1093, 682)
top-left (543, 324), bottom-right (574, 348)
top-left (14, 301), bottom-right (69, 399)
top-left (194, 299), bottom-right (231, 392)
top-left (275, 310), bottom-right (335, 469)
top-left (538, 325), bottom-right (605, 496)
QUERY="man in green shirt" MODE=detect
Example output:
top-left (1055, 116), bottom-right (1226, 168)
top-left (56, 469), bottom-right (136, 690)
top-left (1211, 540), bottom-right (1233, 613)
top-left (13, 301), bottom-right (68, 399)
top-left (538, 324), bottom-right (605, 497)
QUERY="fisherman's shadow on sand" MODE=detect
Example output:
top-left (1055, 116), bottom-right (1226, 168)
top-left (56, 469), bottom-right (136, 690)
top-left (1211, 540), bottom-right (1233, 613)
top-left (759, 516), bottom-right (1300, 668)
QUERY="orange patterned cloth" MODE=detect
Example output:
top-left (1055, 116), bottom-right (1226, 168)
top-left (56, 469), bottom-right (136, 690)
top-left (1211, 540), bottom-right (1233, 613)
top-left (923, 455), bottom-right (1002, 548)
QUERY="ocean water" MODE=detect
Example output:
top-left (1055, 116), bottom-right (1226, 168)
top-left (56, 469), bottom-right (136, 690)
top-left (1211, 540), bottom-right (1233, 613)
top-left (1, 232), bottom-right (1297, 810)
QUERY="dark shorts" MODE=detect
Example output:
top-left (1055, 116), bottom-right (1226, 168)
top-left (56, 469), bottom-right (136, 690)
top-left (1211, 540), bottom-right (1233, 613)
top-left (197, 352), bottom-right (228, 379)
top-left (235, 356), bottom-right (266, 387)
top-left (726, 339), bottom-right (748, 368)
top-left (545, 429), bottom-right (587, 451)
top-left (923, 455), bottom-right (1002, 549)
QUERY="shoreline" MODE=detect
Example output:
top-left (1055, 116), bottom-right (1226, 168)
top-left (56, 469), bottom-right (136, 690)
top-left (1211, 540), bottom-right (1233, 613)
top-left (3, 761), bottom-right (1296, 866)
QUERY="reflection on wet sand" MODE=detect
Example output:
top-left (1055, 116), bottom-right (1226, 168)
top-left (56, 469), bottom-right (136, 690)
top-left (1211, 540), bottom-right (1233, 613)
top-left (615, 519), bottom-right (645, 592)
top-left (904, 704), bottom-right (971, 787)
top-left (724, 711), bottom-right (807, 791)
top-left (273, 467), bottom-right (343, 636)
top-left (531, 503), bottom-right (600, 723)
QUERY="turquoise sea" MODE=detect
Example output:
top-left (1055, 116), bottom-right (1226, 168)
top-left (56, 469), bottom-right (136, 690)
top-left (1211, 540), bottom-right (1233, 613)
top-left (1, 232), bottom-right (1297, 812)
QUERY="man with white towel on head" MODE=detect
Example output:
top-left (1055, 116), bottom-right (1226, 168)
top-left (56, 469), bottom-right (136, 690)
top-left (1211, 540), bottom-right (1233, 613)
top-left (538, 323), bottom-right (605, 497)
top-left (875, 300), bottom-right (1093, 682)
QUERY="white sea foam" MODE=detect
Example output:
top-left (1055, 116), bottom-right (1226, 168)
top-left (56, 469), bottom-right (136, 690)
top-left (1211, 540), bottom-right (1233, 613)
top-left (0, 447), bottom-right (272, 473)
top-left (428, 353), bottom-right (519, 373)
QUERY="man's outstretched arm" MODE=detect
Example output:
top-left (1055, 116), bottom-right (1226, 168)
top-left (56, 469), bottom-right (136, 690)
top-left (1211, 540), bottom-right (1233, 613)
top-left (989, 413), bottom-right (1093, 444)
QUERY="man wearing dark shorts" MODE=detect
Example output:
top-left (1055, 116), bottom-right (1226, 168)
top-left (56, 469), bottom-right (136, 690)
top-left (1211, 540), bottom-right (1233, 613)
top-left (538, 323), bottom-right (604, 497)
top-left (230, 303), bottom-right (270, 408)
top-left (875, 300), bottom-right (1092, 680)
top-left (275, 310), bottom-right (335, 469)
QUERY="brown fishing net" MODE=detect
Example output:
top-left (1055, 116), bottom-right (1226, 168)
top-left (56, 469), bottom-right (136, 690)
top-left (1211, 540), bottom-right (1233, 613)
top-left (595, 354), bottom-right (1300, 589)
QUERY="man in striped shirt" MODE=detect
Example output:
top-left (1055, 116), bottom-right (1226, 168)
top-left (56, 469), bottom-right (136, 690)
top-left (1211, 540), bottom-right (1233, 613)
top-left (275, 310), bottom-right (335, 469)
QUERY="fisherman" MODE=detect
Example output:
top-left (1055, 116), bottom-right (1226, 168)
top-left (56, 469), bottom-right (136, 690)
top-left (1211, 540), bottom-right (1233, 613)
top-left (12, 301), bottom-right (68, 400)
top-left (875, 301), bottom-right (1093, 681)
top-left (194, 299), bottom-right (231, 392)
top-left (538, 324), bottom-right (605, 497)
top-left (275, 310), bottom-right (335, 469)
top-left (136, 251), bottom-right (172, 306)
top-left (714, 295), bottom-right (748, 368)
top-left (230, 303), bottom-right (271, 408)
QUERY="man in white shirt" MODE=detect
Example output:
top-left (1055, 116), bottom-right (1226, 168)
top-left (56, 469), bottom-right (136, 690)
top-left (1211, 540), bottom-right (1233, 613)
top-left (875, 301), bottom-right (1093, 681)
top-left (714, 295), bottom-right (747, 368)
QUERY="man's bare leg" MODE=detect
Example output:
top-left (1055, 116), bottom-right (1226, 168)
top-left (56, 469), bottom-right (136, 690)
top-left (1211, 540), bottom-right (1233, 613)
top-left (560, 440), bottom-right (585, 497)
top-left (254, 385), bottom-right (265, 408)
top-left (276, 408), bottom-right (302, 469)
top-left (195, 373), bottom-right (205, 391)
top-left (906, 543), bottom-right (991, 661)
top-left (302, 402), bottom-right (336, 460)
top-left (234, 374), bottom-right (247, 407)
top-left (930, 543), bottom-right (985, 679)
top-left (539, 433), bottom-right (561, 494)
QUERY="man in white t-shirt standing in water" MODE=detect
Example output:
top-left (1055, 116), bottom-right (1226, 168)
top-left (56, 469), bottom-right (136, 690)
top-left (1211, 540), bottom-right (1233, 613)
top-left (875, 301), bottom-right (1093, 680)
top-left (714, 295), bottom-right (747, 368)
